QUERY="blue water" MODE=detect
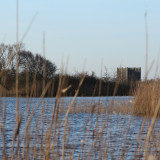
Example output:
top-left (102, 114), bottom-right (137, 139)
top-left (0, 97), bottom-right (160, 159)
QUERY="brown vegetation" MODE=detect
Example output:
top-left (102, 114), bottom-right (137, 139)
top-left (1, 42), bottom-right (160, 159)
top-left (133, 80), bottom-right (160, 117)
top-left (0, 70), bottom-right (160, 159)
top-left (0, 5), bottom-right (159, 158)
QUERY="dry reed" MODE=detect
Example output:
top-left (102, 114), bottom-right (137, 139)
top-left (0, 2), bottom-right (160, 159)
top-left (133, 80), bottom-right (160, 117)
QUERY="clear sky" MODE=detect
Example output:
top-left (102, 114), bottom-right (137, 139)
top-left (1, 0), bottom-right (160, 79)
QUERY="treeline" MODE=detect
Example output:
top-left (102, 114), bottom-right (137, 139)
top-left (52, 74), bottom-right (134, 97)
top-left (0, 43), bottom-right (135, 97)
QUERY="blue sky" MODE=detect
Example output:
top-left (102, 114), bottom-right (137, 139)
top-left (1, 0), bottom-right (160, 79)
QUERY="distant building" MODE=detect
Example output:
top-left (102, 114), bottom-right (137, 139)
top-left (117, 67), bottom-right (141, 82)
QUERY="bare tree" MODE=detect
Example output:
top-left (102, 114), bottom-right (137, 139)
top-left (18, 51), bottom-right (57, 80)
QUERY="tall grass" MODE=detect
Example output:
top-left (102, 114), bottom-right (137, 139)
top-left (133, 80), bottom-right (160, 117)
top-left (0, 2), bottom-right (160, 159)
top-left (1, 66), bottom-right (160, 159)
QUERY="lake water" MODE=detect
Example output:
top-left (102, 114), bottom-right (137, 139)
top-left (0, 96), bottom-right (160, 159)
